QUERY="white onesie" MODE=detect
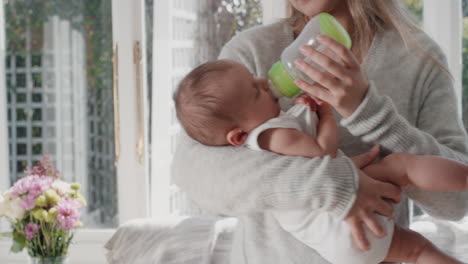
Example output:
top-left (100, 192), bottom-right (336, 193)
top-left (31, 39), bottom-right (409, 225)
top-left (244, 104), bottom-right (394, 264)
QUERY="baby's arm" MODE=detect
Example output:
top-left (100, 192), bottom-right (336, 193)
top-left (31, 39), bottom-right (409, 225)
top-left (258, 128), bottom-right (326, 158)
top-left (258, 96), bottom-right (338, 158)
top-left (315, 102), bottom-right (338, 158)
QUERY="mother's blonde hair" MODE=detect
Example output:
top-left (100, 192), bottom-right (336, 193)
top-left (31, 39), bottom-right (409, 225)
top-left (287, 0), bottom-right (448, 73)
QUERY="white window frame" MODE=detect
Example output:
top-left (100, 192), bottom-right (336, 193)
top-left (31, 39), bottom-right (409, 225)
top-left (423, 0), bottom-right (463, 114)
top-left (151, 0), bottom-right (172, 217)
top-left (0, 0), bottom-right (150, 263)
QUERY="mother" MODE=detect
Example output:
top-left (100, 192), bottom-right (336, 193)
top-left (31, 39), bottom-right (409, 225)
top-left (172, 0), bottom-right (468, 263)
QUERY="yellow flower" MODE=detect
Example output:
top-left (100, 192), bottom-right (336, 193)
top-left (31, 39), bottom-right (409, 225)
top-left (35, 195), bottom-right (47, 207)
top-left (45, 189), bottom-right (61, 206)
top-left (71, 183), bottom-right (81, 191)
top-left (45, 208), bottom-right (58, 223)
top-left (32, 208), bottom-right (48, 221)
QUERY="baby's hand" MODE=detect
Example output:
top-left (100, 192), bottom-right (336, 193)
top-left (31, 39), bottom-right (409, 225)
top-left (317, 101), bottom-right (334, 119)
top-left (294, 93), bottom-right (318, 112)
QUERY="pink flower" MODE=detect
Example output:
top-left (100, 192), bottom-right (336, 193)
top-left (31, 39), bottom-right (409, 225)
top-left (11, 175), bottom-right (53, 197)
top-left (24, 155), bottom-right (60, 178)
top-left (54, 198), bottom-right (82, 231)
top-left (20, 196), bottom-right (36, 211)
top-left (10, 175), bottom-right (54, 210)
top-left (25, 223), bottom-right (40, 239)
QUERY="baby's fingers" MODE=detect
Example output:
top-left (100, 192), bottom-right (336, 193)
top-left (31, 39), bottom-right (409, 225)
top-left (317, 102), bottom-right (333, 115)
top-left (294, 94), bottom-right (318, 111)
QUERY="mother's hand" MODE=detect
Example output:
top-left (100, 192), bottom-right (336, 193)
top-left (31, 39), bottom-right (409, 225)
top-left (345, 170), bottom-right (401, 251)
top-left (345, 146), bottom-right (402, 251)
top-left (294, 35), bottom-right (369, 117)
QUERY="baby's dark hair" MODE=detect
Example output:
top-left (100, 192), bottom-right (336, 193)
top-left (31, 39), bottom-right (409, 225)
top-left (174, 60), bottom-right (240, 146)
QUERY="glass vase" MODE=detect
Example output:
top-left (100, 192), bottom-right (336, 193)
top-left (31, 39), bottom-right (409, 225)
top-left (29, 256), bottom-right (69, 264)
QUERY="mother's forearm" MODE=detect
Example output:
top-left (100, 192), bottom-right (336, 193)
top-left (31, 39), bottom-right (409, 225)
top-left (171, 132), bottom-right (359, 218)
top-left (341, 83), bottom-right (468, 161)
top-left (341, 82), bottom-right (468, 219)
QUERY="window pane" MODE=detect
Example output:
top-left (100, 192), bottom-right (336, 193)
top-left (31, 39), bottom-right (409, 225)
top-left (148, 0), bottom-right (262, 216)
top-left (463, 1), bottom-right (468, 132)
top-left (4, 0), bottom-right (117, 228)
top-left (402, 0), bottom-right (423, 25)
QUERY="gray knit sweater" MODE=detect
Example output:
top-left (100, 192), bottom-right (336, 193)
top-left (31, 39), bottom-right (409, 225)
top-left (171, 21), bottom-right (468, 263)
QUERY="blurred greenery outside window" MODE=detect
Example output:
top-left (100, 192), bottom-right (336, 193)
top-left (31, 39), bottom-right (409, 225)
top-left (462, 0), bottom-right (468, 130)
top-left (404, 0), bottom-right (468, 132)
top-left (404, 0), bottom-right (423, 24)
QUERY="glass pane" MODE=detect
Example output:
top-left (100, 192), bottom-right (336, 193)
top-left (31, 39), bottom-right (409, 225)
top-left (147, 0), bottom-right (262, 216)
top-left (402, 0), bottom-right (423, 25)
top-left (463, 1), bottom-right (468, 132)
top-left (3, 0), bottom-right (117, 228)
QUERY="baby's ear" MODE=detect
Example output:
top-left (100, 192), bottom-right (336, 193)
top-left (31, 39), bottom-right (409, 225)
top-left (226, 128), bottom-right (248, 146)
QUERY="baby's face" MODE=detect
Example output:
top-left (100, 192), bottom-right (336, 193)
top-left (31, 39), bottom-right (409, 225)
top-left (224, 62), bottom-right (281, 132)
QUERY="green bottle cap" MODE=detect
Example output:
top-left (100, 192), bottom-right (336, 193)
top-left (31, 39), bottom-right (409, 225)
top-left (318, 13), bottom-right (352, 49)
top-left (268, 61), bottom-right (301, 98)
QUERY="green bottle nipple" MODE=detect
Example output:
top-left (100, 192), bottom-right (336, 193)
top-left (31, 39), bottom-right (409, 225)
top-left (268, 61), bottom-right (300, 98)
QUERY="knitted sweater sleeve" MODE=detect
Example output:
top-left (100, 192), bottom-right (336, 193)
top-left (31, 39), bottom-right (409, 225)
top-left (340, 47), bottom-right (468, 220)
top-left (172, 132), bottom-right (358, 218)
top-left (171, 32), bottom-right (360, 219)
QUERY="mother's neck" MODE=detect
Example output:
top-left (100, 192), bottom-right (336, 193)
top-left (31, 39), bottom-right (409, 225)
top-left (329, 3), bottom-right (354, 37)
top-left (329, 4), bottom-right (364, 61)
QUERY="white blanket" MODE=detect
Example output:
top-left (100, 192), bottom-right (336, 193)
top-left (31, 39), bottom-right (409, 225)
top-left (105, 216), bottom-right (237, 264)
top-left (105, 215), bottom-right (468, 263)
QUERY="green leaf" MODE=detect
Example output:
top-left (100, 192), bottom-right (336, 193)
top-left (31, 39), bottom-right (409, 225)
top-left (10, 240), bottom-right (24, 253)
top-left (11, 232), bottom-right (26, 253)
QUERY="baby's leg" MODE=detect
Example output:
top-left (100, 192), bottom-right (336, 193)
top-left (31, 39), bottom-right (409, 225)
top-left (364, 153), bottom-right (468, 190)
top-left (384, 225), bottom-right (462, 264)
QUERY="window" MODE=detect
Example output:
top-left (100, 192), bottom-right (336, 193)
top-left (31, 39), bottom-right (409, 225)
top-left (462, 1), bottom-right (468, 128)
top-left (150, 0), bottom-right (263, 216)
top-left (3, 0), bottom-right (116, 228)
top-left (404, 1), bottom-right (467, 261)
top-left (403, 0), bottom-right (423, 24)
top-left (0, 0), bottom-right (147, 263)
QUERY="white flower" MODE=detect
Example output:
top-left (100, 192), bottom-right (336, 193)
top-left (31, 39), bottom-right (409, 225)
top-left (0, 192), bottom-right (26, 222)
top-left (52, 180), bottom-right (72, 195)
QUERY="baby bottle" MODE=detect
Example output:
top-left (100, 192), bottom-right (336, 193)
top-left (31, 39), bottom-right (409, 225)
top-left (268, 13), bottom-right (352, 98)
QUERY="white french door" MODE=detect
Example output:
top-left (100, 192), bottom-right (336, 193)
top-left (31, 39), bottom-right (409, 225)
top-left (0, 0), bottom-right (149, 263)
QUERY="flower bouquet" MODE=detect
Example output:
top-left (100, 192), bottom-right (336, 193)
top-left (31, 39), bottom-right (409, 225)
top-left (0, 155), bottom-right (87, 264)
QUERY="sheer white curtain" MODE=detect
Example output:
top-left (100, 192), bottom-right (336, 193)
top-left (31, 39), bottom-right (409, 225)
top-left (42, 15), bottom-right (88, 193)
top-left (152, 0), bottom-right (204, 217)
top-left (423, 0), bottom-right (463, 112)
top-left (0, 0), bottom-right (8, 190)
top-left (0, 0), bottom-right (10, 235)
top-left (419, 2), bottom-right (467, 260)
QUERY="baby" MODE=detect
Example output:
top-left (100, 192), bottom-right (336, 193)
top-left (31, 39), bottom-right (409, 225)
top-left (174, 59), bottom-right (467, 264)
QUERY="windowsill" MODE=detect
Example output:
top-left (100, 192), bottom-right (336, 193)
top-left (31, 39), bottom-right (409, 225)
top-left (0, 229), bottom-right (115, 264)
